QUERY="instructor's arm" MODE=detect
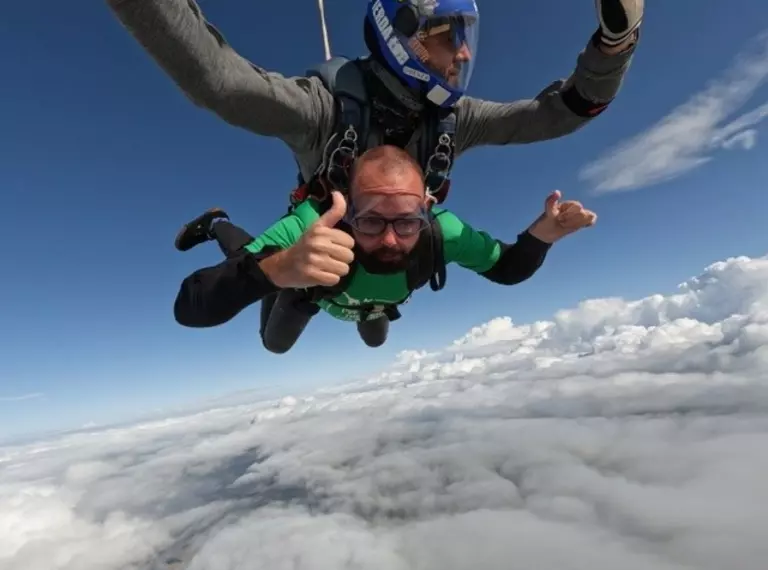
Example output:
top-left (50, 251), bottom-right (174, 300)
top-left (456, 33), bottom-right (637, 151)
top-left (455, 0), bottom-right (643, 152)
top-left (106, 0), bottom-right (333, 153)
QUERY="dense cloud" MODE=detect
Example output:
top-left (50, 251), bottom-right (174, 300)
top-left (2, 254), bottom-right (768, 570)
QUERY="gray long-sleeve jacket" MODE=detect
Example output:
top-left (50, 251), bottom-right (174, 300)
top-left (106, 0), bottom-right (638, 182)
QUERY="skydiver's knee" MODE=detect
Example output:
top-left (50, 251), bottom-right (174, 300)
top-left (259, 290), bottom-right (318, 354)
top-left (260, 319), bottom-right (304, 354)
top-left (173, 292), bottom-right (204, 328)
top-left (362, 335), bottom-right (386, 348)
top-left (357, 316), bottom-right (389, 348)
top-left (260, 332), bottom-right (296, 354)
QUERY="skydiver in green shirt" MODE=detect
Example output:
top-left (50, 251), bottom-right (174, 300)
top-left (172, 145), bottom-right (597, 352)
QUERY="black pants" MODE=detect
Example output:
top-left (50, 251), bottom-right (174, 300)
top-left (212, 220), bottom-right (389, 352)
top-left (211, 221), bottom-right (315, 353)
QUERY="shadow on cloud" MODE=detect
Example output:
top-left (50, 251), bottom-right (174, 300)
top-left (1, 255), bottom-right (768, 570)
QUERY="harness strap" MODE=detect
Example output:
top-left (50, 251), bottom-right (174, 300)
top-left (283, 57), bottom-right (454, 319)
top-left (292, 56), bottom-right (459, 210)
top-left (308, 57), bottom-right (371, 199)
top-left (422, 108), bottom-right (457, 205)
top-left (324, 297), bottom-right (405, 322)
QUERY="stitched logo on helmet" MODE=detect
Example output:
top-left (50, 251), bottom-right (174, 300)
top-left (372, 0), bottom-right (409, 65)
top-left (403, 66), bottom-right (430, 81)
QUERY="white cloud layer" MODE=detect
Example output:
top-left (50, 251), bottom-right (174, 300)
top-left (580, 30), bottom-right (768, 194)
top-left (2, 253), bottom-right (768, 570)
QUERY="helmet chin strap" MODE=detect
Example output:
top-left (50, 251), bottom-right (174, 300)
top-left (365, 58), bottom-right (425, 113)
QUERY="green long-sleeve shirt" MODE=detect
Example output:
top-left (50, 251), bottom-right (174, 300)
top-left (244, 200), bottom-right (524, 321)
top-left (173, 201), bottom-right (551, 327)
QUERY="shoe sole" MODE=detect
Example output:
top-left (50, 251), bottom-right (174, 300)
top-left (174, 207), bottom-right (227, 251)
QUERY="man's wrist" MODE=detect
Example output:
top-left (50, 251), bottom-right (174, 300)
top-left (597, 28), bottom-right (639, 54)
top-left (258, 250), bottom-right (288, 288)
top-left (527, 228), bottom-right (558, 244)
top-left (526, 215), bottom-right (559, 244)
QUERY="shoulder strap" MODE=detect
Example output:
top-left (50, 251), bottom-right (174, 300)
top-left (307, 57), bottom-right (369, 128)
top-left (419, 106), bottom-right (457, 205)
top-left (307, 56), bottom-right (361, 93)
top-left (406, 213), bottom-right (447, 293)
top-left (428, 214), bottom-right (447, 291)
top-left (305, 57), bottom-right (371, 194)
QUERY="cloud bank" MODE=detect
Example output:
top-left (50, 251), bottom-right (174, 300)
top-left (580, 30), bottom-right (768, 194)
top-left (2, 254), bottom-right (768, 570)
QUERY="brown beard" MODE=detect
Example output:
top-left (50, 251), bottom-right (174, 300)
top-left (354, 243), bottom-right (414, 274)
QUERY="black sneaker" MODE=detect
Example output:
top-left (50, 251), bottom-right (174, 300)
top-left (174, 207), bottom-right (229, 252)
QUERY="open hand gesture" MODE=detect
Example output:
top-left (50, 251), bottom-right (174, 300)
top-left (528, 190), bottom-right (597, 244)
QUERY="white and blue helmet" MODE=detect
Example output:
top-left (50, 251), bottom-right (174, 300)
top-left (365, 0), bottom-right (479, 108)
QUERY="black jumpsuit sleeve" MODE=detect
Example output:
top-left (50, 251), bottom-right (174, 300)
top-left (479, 231), bottom-right (552, 286)
top-left (173, 247), bottom-right (281, 328)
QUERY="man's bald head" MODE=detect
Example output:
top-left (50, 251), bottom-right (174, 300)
top-left (349, 145), bottom-right (426, 200)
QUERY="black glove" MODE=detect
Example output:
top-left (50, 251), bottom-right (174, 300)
top-left (595, 0), bottom-right (643, 47)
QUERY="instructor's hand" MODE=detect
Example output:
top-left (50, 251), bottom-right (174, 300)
top-left (261, 191), bottom-right (355, 289)
top-left (527, 190), bottom-right (597, 244)
top-left (595, 0), bottom-right (643, 49)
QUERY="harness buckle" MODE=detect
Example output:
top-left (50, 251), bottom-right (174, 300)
top-left (289, 124), bottom-right (361, 210)
top-left (424, 131), bottom-right (454, 205)
top-left (324, 125), bottom-right (360, 194)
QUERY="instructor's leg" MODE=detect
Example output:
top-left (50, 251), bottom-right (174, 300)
top-left (260, 290), bottom-right (320, 354)
top-left (357, 315), bottom-right (389, 348)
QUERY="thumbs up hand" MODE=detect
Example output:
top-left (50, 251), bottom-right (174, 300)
top-left (260, 191), bottom-right (356, 289)
top-left (527, 190), bottom-right (597, 244)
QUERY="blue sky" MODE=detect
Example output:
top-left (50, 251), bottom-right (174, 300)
top-left (1, 0), bottom-right (766, 439)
